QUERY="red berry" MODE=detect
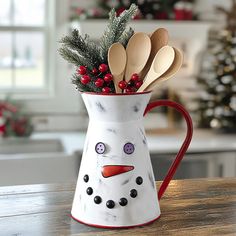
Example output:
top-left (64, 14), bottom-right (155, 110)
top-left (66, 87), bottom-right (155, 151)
top-left (104, 73), bottom-right (113, 82)
top-left (77, 66), bottom-right (87, 75)
top-left (92, 68), bottom-right (98, 75)
top-left (95, 78), bottom-right (104, 87)
top-left (135, 81), bottom-right (143, 89)
top-left (102, 87), bottom-right (111, 93)
top-left (131, 73), bottom-right (139, 81)
top-left (99, 64), bottom-right (108, 73)
top-left (81, 75), bottom-right (91, 84)
top-left (124, 87), bottom-right (135, 93)
top-left (118, 80), bottom-right (127, 89)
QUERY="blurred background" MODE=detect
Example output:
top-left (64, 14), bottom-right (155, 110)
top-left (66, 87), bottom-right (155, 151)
top-left (0, 0), bottom-right (236, 186)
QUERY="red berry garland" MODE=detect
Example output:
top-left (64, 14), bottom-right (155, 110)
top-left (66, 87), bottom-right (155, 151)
top-left (135, 81), bottom-right (143, 89)
top-left (95, 78), bottom-right (104, 87)
top-left (131, 73), bottom-right (139, 81)
top-left (104, 73), bottom-right (113, 82)
top-left (102, 87), bottom-right (111, 93)
top-left (118, 80), bottom-right (127, 90)
top-left (92, 68), bottom-right (98, 75)
top-left (99, 64), bottom-right (108, 73)
top-left (124, 87), bottom-right (135, 93)
top-left (77, 66), bottom-right (87, 75)
top-left (76, 63), bottom-right (116, 93)
top-left (81, 75), bottom-right (91, 84)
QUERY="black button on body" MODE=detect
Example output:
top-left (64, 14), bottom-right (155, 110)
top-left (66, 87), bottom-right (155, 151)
top-left (130, 189), bottom-right (138, 198)
top-left (86, 187), bottom-right (93, 195)
top-left (119, 198), bottom-right (128, 206)
top-left (136, 176), bottom-right (143, 185)
top-left (106, 200), bottom-right (115, 209)
top-left (83, 174), bottom-right (89, 182)
top-left (94, 196), bottom-right (102, 204)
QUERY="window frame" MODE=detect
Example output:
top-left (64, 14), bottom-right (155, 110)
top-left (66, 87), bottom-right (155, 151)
top-left (0, 0), bottom-right (56, 99)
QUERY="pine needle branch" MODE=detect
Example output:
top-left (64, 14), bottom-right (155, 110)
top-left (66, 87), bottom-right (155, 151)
top-left (119, 27), bottom-right (134, 47)
top-left (60, 29), bottom-right (101, 68)
top-left (58, 47), bottom-right (92, 69)
top-left (99, 4), bottom-right (138, 61)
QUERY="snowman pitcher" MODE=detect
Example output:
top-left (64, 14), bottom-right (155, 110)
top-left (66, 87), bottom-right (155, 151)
top-left (71, 91), bottom-right (193, 228)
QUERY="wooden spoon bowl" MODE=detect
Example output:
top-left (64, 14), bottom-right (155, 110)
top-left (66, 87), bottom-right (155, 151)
top-left (145, 47), bottom-right (183, 91)
top-left (125, 32), bottom-right (151, 82)
top-left (140, 28), bottom-right (169, 79)
top-left (137, 46), bottom-right (175, 92)
top-left (108, 43), bottom-right (127, 93)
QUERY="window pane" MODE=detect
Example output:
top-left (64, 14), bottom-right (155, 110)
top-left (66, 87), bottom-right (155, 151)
top-left (0, 0), bottom-right (11, 25)
top-left (0, 32), bottom-right (13, 88)
top-left (14, 32), bottom-right (44, 88)
top-left (13, 0), bottom-right (45, 26)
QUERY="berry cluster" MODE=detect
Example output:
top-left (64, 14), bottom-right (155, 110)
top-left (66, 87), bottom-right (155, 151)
top-left (118, 73), bottom-right (143, 93)
top-left (77, 64), bottom-right (114, 93)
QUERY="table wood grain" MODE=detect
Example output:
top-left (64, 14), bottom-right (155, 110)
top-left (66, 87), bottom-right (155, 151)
top-left (0, 178), bottom-right (235, 236)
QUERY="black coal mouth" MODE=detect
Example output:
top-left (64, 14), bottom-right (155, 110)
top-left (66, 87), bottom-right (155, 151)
top-left (82, 174), bottom-right (143, 209)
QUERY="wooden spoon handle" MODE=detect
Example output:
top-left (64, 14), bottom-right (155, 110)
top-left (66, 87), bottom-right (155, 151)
top-left (137, 70), bottom-right (155, 92)
top-left (144, 76), bottom-right (167, 91)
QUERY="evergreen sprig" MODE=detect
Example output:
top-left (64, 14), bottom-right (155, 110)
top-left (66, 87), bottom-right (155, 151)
top-left (59, 4), bottom-right (138, 93)
top-left (59, 30), bottom-right (101, 70)
top-left (59, 47), bottom-right (89, 68)
top-left (119, 27), bottom-right (135, 47)
top-left (100, 4), bottom-right (138, 62)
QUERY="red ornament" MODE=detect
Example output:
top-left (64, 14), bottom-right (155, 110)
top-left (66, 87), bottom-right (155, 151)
top-left (102, 87), bottom-right (111, 93)
top-left (99, 64), bottom-right (108, 73)
top-left (77, 66), bottom-right (87, 75)
top-left (95, 78), bottom-right (104, 87)
top-left (92, 68), bottom-right (98, 75)
top-left (104, 73), bottom-right (113, 82)
top-left (81, 75), bottom-right (91, 84)
top-left (131, 73), bottom-right (140, 81)
top-left (118, 80), bottom-right (127, 90)
top-left (135, 81), bottom-right (143, 89)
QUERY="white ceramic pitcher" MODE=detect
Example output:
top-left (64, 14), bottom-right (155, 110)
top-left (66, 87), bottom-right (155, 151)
top-left (71, 91), bottom-right (193, 228)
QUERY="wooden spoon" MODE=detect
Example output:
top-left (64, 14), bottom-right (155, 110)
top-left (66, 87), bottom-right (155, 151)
top-left (137, 46), bottom-right (175, 92)
top-left (144, 47), bottom-right (183, 91)
top-left (125, 32), bottom-right (151, 82)
top-left (108, 43), bottom-right (127, 93)
top-left (140, 28), bottom-right (169, 79)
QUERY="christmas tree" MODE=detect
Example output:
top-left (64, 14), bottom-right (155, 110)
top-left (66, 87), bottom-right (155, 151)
top-left (197, 0), bottom-right (236, 132)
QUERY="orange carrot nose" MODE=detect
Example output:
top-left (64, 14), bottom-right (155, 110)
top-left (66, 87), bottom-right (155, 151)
top-left (102, 165), bottom-right (134, 178)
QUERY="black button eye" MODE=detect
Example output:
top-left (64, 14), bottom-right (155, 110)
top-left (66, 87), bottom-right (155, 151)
top-left (123, 142), bottom-right (135, 154)
top-left (95, 142), bottom-right (106, 154)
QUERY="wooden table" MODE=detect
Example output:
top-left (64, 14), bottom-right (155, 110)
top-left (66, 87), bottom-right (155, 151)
top-left (0, 178), bottom-right (235, 236)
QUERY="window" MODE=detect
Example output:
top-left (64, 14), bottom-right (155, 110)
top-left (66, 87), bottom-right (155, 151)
top-left (0, 0), bottom-right (53, 96)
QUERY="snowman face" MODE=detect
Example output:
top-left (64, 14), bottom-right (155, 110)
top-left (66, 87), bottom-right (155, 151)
top-left (80, 122), bottom-right (154, 211)
top-left (85, 139), bottom-right (143, 209)
top-left (96, 141), bottom-right (135, 178)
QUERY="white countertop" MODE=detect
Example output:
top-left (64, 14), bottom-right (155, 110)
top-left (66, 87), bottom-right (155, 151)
top-left (31, 129), bottom-right (236, 155)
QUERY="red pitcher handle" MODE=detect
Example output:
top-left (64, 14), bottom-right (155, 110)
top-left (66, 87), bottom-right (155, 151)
top-left (144, 100), bottom-right (193, 200)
